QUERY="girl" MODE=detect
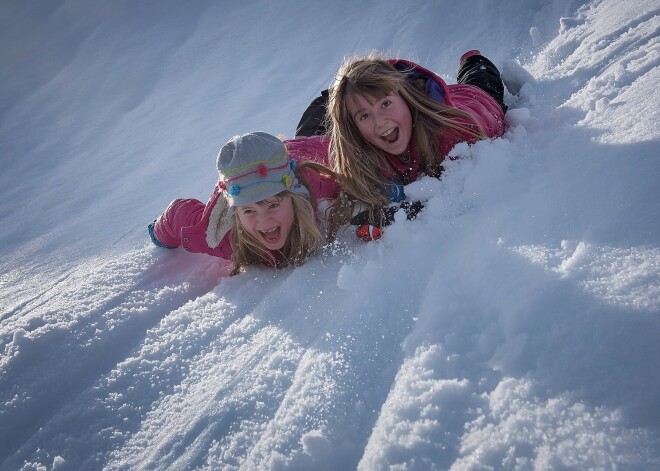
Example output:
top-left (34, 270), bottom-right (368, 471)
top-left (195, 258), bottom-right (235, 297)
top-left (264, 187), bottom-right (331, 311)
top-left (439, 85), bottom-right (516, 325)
top-left (325, 51), bottom-right (507, 238)
top-left (149, 132), bottom-right (340, 274)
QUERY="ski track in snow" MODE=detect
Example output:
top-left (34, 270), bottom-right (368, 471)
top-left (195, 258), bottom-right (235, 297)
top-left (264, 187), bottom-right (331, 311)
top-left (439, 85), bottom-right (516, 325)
top-left (1, 0), bottom-right (660, 469)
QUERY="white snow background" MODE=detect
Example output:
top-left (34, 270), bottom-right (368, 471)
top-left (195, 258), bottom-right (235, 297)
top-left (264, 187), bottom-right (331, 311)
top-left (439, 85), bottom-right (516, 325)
top-left (1, 0), bottom-right (659, 469)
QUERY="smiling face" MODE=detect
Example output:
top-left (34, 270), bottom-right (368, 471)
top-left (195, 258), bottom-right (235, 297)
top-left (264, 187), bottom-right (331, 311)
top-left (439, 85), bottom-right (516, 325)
top-left (347, 92), bottom-right (413, 156)
top-left (236, 195), bottom-right (295, 251)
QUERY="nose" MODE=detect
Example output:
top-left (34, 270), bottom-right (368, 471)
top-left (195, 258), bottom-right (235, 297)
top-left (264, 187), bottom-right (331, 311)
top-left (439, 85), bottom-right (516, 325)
top-left (374, 110), bottom-right (386, 128)
top-left (255, 212), bottom-right (273, 227)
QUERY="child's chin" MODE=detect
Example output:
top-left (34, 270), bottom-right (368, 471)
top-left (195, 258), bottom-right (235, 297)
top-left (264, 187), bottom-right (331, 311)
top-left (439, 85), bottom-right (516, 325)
top-left (381, 143), bottom-right (405, 155)
top-left (378, 137), bottom-right (405, 152)
top-left (262, 239), bottom-right (285, 251)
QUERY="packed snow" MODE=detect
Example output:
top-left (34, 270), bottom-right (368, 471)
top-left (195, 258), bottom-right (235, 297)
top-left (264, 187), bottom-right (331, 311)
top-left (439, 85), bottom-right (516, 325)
top-left (1, 0), bottom-right (659, 469)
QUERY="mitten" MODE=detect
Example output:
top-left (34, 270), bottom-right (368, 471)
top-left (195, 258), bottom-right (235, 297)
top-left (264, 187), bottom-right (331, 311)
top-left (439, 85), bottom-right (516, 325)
top-left (351, 201), bottom-right (424, 242)
top-left (399, 200), bottom-right (424, 220)
top-left (350, 206), bottom-right (397, 228)
top-left (350, 201), bottom-right (424, 227)
top-left (356, 224), bottom-right (382, 242)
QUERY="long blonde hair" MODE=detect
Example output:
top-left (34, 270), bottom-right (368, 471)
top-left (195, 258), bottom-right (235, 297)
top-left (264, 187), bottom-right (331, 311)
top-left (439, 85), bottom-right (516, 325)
top-left (295, 161), bottom-right (349, 241)
top-left (230, 190), bottom-right (321, 274)
top-left (328, 54), bottom-right (484, 215)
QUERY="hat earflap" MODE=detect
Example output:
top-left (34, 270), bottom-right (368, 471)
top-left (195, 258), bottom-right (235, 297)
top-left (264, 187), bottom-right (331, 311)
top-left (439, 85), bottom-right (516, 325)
top-left (206, 190), bottom-right (232, 249)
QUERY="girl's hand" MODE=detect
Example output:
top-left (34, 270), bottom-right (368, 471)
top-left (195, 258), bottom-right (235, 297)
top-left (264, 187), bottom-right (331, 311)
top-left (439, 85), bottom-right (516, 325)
top-left (350, 201), bottom-right (424, 227)
top-left (351, 201), bottom-right (424, 242)
top-left (356, 224), bottom-right (382, 242)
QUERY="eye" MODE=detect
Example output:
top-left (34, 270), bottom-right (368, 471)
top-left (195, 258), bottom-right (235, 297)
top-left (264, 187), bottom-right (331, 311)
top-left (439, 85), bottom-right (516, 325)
top-left (241, 208), bottom-right (255, 215)
top-left (268, 202), bottom-right (280, 210)
top-left (358, 112), bottom-right (370, 121)
top-left (381, 99), bottom-right (392, 109)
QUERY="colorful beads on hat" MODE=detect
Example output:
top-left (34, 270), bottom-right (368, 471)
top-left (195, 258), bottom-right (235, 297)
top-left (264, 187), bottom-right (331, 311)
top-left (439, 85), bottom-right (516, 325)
top-left (257, 164), bottom-right (268, 176)
top-left (289, 159), bottom-right (296, 170)
top-left (282, 175), bottom-right (292, 188)
top-left (229, 184), bottom-right (241, 196)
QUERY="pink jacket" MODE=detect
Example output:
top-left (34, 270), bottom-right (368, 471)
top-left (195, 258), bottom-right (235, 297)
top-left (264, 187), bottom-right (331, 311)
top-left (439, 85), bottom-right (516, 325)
top-left (383, 59), bottom-right (506, 184)
top-left (152, 135), bottom-right (340, 262)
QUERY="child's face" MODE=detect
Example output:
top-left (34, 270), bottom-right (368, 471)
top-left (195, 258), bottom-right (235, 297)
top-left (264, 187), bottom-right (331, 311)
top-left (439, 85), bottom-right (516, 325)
top-left (236, 195), bottom-right (295, 251)
top-left (347, 92), bottom-right (413, 156)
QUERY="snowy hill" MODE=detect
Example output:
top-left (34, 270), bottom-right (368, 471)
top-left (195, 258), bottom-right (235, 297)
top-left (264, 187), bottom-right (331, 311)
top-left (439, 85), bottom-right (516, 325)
top-left (1, 0), bottom-right (659, 469)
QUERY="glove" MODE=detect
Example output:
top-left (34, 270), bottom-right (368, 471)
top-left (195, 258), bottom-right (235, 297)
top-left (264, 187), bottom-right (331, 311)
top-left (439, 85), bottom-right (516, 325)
top-left (356, 224), bottom-right (382, 242)
top-left (350, 201), bottom-right (424, 227)
top-left (397, 200), bottom-right (424, 221)
top-left (350, 206), bottom-right (397, 228)
top-left (351, 201), bottom-right (424, 242)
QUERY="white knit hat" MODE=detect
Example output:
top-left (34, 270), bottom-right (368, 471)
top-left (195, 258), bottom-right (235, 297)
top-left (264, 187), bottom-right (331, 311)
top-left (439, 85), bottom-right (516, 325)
top-left (216, 132), bottom-right (308, 206)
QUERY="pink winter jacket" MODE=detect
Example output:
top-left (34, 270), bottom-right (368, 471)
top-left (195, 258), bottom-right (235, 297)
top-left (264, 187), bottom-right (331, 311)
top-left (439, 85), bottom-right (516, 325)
top-left (382, 59), bottom-right (506, 184)
top-left (152, 135), bottom-right (340, 263)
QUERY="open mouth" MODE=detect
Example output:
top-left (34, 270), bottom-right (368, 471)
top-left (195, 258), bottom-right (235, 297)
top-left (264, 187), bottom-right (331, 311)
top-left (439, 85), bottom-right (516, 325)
top-left (381, 126), bottom-right (400, 145)
top-left (259, 226), bottom-right (281, 244)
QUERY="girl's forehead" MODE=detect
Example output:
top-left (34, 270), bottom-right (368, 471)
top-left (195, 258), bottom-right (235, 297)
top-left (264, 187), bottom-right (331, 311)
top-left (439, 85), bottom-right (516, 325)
top-left (259, 194), bottom-right (290, 205)
top-left (346, 92), bottom-right (377, 111)
top-left (236, 195), bottom-right (282, 210)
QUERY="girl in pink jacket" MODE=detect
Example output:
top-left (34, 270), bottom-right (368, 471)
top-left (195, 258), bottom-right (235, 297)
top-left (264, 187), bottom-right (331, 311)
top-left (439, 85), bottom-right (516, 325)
top-left (149, 132), bottom-right (340, 274)
top-left (320, 51), bottom-right (507, 240)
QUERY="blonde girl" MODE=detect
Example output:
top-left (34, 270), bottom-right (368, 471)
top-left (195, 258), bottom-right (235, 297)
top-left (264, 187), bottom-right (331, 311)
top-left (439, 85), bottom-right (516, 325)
top-left (149, 132), bottom-right (340, 274)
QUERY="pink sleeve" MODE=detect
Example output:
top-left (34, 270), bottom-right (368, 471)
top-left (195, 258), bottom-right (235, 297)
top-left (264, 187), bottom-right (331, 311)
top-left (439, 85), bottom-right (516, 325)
top-left (285, 135), bottom-right (331, 166)
top-left (152, 198), bottom-right (205, 248)
top-left (446, 84), bottom-right (506, 139)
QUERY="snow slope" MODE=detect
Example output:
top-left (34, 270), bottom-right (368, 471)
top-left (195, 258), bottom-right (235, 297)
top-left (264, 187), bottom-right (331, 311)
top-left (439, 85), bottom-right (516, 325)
top-left (1, 0), bottom-right (659, 469)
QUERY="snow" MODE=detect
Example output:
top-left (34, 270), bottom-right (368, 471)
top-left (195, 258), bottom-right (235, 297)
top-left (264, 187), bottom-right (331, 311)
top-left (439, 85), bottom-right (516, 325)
top-left (1, 0), bottom-right (659, 469)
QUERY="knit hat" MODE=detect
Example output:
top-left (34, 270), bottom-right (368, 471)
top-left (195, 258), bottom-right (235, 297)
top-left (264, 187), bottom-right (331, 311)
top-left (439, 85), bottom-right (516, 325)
top-left (216, 132), bottom-right (309, 207)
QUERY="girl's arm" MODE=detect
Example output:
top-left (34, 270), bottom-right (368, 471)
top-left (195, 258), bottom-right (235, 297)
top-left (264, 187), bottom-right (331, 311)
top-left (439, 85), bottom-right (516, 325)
top-left (150, 198), bottom-right (206, 249)
top-left (285, 135), bottom-right (331, 166)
